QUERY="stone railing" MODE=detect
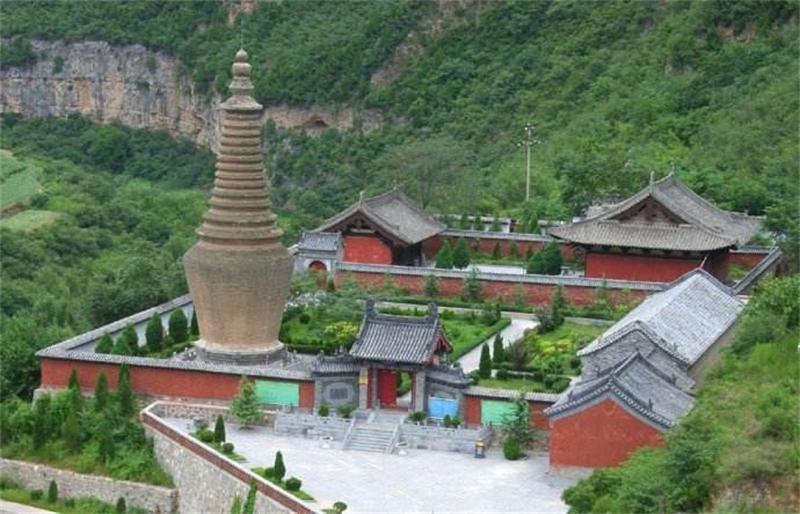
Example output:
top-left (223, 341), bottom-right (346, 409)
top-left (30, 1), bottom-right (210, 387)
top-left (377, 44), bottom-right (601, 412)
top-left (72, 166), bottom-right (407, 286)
top-left (398, 423), bottom-right (484, 453)
top-left (0, 458), bottom-right (177, 513)
top-left (148, 401), bottom-right (277, 428)
top-left (274, 411), bottom-right (352, 440)
top-left (141, 402), bottom-right (320, 514)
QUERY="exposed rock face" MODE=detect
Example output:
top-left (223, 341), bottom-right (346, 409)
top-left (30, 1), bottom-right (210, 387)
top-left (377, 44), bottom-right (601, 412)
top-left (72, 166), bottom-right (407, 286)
top-left (0, 39), bottom-right (383, 149)
top-left (184, 49), bottom-right (292, 365)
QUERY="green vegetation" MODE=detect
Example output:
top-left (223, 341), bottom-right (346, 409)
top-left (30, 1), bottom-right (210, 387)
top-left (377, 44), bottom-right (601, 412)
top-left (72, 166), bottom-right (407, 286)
top-left (230, 376), bottom-right (261, 429)
top-left (0, 372), bottom-right (172, 486)
top-left (253, 453), bottom-right (316, 502)
top-left (501, 393), bottom-right (534, 460)
top-left (0, 115), bottom-right (212, 402)
top-left (0, 482), bottom-right (147, 514)
top-left (0, 210), bottom-right (63, 232)
top-left (0, 150), bottom-right (42, 210)
top-left (562, 276), bottom-right (800, 513)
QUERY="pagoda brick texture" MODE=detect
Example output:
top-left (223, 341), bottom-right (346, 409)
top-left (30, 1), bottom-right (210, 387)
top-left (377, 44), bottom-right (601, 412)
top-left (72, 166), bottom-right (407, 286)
top-left (336, 269), bottom-right (648, 307)
top-left (39, 358), bottom-right (315, 409)
top-left (548, 398), bottom-right (665, 470)
top-left (343, 235), bottom-right (393, 264)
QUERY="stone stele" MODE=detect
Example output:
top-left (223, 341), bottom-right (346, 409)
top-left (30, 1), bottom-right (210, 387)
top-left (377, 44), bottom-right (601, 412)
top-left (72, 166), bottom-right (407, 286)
top-left (184, 49), bottom-right (292, 365)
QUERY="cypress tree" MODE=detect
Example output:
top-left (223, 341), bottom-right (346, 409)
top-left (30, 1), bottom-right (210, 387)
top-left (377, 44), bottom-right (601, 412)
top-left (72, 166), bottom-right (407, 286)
top-left (242, 480), bottom-right (257, 514)
top-left (453, 237), bottom-right (470, 269)
top-left (230, 495), bottom-right (243, 514)
top-left (62, 409), bottom-right (82, 453)
top-left (423, 274), bottom-right (438, 297)
top-left (115, 497), bottom-right (126, 513)
top-left (145, 313), bottom-right (164, 353)
top-left (463, 269), bottom-right (483, 302)
top-left (121, 324), bottom-right (139, 353)
top-left (527, 252), bottom-right (544, 274)
top-left (66, 368), bottom-right (82, 413)
top-left (214, 414), bottom-right (226, 443)
top-left (550, 285), bottom-right (566, 328)
top-left (492, 334), bottom-right (505, 365)
top-left (190, 309), bottom-right (199, 336)
top-left (435, 240), bottom-right (454, 269)
top-left (47, 480), bottom-right (58, 503)
top-left (459, 213), bottom-right (470, 229)
top-left (230, 376), bottom-right (261, 428)
top-left (542, 241), bottom-right (563, 275)
top-left (95, 333), bottom-right (113, 354)
top-left (94, 372), bottom-right (109, 411)
top-left (32, 394), bottom-right (51, 450)
top-left (99, 414), bottom-right (116, 462)
top-left (478, 343), bottom-right (492, 379)
top-left (169, 310), bottom-right (189, 343)
top-left (273, 451), bottom-right (286, 482)
top-left (116, 364), bottom-right (135, 418)
top-left (491, 241), bottom-right (502, 260)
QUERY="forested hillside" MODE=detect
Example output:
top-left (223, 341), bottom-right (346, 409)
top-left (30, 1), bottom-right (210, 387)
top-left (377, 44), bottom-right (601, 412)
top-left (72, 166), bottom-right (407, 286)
top-left (2, 1), bottom-right (798, 257)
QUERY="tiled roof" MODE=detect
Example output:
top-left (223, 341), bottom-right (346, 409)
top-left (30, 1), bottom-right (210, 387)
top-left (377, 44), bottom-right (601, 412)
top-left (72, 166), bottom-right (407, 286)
top-left (427, 364), bottom-right (471, 387)
top-left (317, 188), bottom-right (445, 245)
top-left (349, 300), bottom-right (446, 364)
top-left (578, 269), bottom-right (742, 365)
top-left (546, 352), bottom-right (695, 429)
top-left (310, 353), bottom-right (361, 375)
top-left (550, 174), bottom-right (761, 251)
top-left (298, 231), bottom-right (341, 252)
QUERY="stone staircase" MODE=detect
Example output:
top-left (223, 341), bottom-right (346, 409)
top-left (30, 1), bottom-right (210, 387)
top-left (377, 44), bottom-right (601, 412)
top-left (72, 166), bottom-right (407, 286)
top-left (344, 424), bottom-right (396, 453)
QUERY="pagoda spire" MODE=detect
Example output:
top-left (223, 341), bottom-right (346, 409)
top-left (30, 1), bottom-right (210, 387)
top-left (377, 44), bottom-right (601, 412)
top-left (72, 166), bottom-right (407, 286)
top-left (195, 48), bottom-right (281, 247)
top-left (183, 49), bottom-right (292, 365)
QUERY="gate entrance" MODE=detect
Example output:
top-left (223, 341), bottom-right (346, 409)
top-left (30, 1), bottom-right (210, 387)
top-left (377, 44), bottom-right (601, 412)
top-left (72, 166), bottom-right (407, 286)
top-left (377, 369), bottom-right (398, 407)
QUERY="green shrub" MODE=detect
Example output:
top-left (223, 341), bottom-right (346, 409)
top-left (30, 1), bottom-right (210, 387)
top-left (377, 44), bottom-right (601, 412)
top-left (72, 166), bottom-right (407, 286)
top-left (221, 442), bottom-right (235, 455)
top-left (168, 310), bottom-right (189, 343)
top-left (285, 476), bottom-right (302, 491)
top-left (299, 312), bottom-right (311, 324)
top-left (196, 429), bottom-right (215, 443)
top-left (335, 404), bottom-right (355, 419)
top-left (333, 501), bottom-right (348, 513)
top-left (47, 480), bottom-right (58, 503)
top-left (116, 497), bottom-right (127, 513)
top-left (451, 416), bottom-right (462, 428)
top-left (273, 451), bottom-right (286, 482)
top-left (317, 403), bottom-right (329, 417)
top-left (442, 414), bottom-right (452, 427)
top-left (502, 438), bottom-right (521, 460)
top-left (30, 489), bottom-right (43, 501)
top-left (435, 240), bottom-right (454, 269)
top-left (95, 333), bottom-right (113, 353)
top-left (64, 498), bottom-right (75, 508)
top-left (496, 369), bottom-right (510, 380)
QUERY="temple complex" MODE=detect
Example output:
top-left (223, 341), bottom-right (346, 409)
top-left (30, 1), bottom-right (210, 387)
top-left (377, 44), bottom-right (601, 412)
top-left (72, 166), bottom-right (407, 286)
top-left (183, 49), bottom-right (293, 365)
top-left (550, 174), bottom-right (762, 282)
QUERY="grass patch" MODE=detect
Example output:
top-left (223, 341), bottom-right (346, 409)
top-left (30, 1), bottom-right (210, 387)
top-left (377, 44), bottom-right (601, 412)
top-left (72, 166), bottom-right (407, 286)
top-left (0, 486), bottom-right (147, 514)
top-left (251, 468), bottom-right (315, 502)
top-left (443, 317), bottom-right (511, 360)
top-left (477, 377), bottom-right (557, 393)
top-left (0, 151), bottom-right (42, 210)
top-left (190, 432), bottom-right (247, 463)
top-left (0, 209), bottom-right (63, 232)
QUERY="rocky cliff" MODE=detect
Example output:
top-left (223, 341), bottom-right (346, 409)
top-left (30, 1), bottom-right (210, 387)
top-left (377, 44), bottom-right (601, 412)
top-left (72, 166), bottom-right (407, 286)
top-left (0, 40), bottom-right (382, 150)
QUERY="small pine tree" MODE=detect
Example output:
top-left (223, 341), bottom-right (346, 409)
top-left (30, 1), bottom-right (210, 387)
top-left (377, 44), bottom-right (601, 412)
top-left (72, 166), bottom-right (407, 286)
top-left (453, 237), bottom-right (471, 269)
top-left (111, 335), bottom-right (133, 356)
top-left (47, 480), bottom-right (58, 503)
top-left (242, 480), bottom-right (257, 514)
top-left (95, 333), bottom-right (113, 353)
top-left (115, 497), bottom-right (126, 514)
top-left (509, 240), bottom-right (519, 260)
top-left (492, 334), bottom-right (505, 365)
top-left (491, 241), bottom-right (502, 260)
top-left (99, 415), bottom-right (116, 462)
top-left (214, 414), bottom-right (226, 443)
top-left (230, 494), bottom-right (243, 514)
top-left (116, 364), bottom-right (135, 418)
top-left (32, 394), bottom-right (51, 450)
top-left (527, 252), bottom-right (544, 274)
top-left (190, 310), bottom-right (199, 337)
top-left (478, 343), bottom-right (492, 379)
top-left (168, 310), bottom-right (189, 343)
top-left (435, 240), bottom-right (454, 269)
top-left (273, 451), bottom-right (286, 482)
top-left (423, 274), bottom-right (438, 297)
top-left (542, 241), bottom-right (563, 275)
top-left (463, 269), bottom-right (483, 302)
top-left (230, 376), bottom-right (261, 428)
top-left (66, 368), bottom-right (82, 413)
top-left (62, 410), bottom-right (82, 453)
top-left (501, 392), bottom-right (534, 456)
top-left (121, 324), bottom-right (138, 353)
top-left (550, 285), bottom-right (566, 329)
top-left (145, 314), bottom-right (164, 353)
top-left (94, 372), bottom-right (109, 411)
top-left (67, 368), bottom-right (79, 391)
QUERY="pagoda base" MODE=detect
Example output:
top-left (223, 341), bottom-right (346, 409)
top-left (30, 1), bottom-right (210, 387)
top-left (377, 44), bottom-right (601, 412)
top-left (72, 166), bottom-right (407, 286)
top-left (194, 339), bottom-right (286, 366)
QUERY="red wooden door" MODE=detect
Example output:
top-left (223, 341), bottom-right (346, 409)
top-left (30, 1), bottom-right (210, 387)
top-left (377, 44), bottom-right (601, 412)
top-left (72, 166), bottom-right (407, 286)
top-left (377, 369), bottom-right (397, 407)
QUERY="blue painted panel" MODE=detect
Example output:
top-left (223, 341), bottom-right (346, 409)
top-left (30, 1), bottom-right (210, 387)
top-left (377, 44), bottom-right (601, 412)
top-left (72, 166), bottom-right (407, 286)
top-left (428, 396), bottom-right (459, 419)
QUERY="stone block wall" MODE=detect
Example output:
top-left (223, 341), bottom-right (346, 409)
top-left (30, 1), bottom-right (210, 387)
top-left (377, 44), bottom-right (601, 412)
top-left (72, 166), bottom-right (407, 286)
top-left (141, 404), bottom-right (318, 514)
top-left (0, 458), bottom-right (177, 513)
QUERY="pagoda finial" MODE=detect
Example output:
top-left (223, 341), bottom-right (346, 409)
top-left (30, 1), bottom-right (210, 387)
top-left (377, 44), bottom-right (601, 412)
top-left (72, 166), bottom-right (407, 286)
top-left (228, 48), bottom-right (256, 100)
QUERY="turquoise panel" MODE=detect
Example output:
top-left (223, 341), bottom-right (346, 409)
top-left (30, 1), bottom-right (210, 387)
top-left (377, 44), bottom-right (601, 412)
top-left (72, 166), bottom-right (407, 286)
top-left (480, 399), bottom-right (519, 425)
top-left (255, 380), bottom-right (299, 406)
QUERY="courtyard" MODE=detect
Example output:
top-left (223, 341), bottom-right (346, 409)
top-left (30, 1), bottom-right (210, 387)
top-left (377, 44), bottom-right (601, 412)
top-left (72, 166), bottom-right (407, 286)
top-left (164, 417), bottom-right (573, 513)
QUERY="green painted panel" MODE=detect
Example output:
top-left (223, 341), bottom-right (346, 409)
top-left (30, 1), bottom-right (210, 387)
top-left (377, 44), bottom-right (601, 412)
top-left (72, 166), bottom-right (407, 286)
top-left (255, 380), bottom-right (299, 406)
top-left (480, 399), bottom-right (519, 425)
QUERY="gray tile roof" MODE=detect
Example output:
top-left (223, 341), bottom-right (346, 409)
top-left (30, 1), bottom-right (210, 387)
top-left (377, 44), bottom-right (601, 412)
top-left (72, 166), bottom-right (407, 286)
top-left (550, 174), bottom-right (761, 251)
top-left (298, 231), bottom-right (341, 252)
top-left (578, 269), bottom-right (742, 365)
top-left (427, 364), bottom-right (471, 387)
top-left (317, 188), bottom-right (446, 245)
top-left (464, 386), bottom-right (560, 403)
top-left (546, 352), bottom-right (695, 429)
top-left (310, 353), bottom-right (361, 375)
top-left (349, 300), bottom-right (447, 364)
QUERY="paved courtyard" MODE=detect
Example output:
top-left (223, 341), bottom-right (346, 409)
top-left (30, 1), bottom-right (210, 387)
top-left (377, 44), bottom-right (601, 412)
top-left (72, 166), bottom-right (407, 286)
top-left (165, 418), bottom-right (573, 513)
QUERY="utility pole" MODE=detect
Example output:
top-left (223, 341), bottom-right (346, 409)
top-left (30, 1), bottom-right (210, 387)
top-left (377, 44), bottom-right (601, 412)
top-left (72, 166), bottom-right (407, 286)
top-left (517, 123), bottom-right (540, 202)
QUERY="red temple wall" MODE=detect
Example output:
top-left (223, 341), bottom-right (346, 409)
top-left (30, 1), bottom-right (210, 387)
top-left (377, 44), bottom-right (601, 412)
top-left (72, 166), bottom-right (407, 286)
top-left (40, 358), bottom-right (314, 408)
top-left (337, 269), bottom-right (648, 307)
top-left (729, 250), bottom-right (769, 269)
top-left (462, 394), bottom-right (552, 431)
top-left (343, 235), bottom-right (392, 265)
top-left (585, 252), bottom-right (706, 282)
top-left (549, 398), bottom-right (665, 469)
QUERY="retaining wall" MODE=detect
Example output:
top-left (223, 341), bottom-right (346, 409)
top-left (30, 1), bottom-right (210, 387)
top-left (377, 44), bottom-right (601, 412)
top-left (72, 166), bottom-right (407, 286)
top-left (142, 402), bottom-right (319, 514)
top-left (0, 458), bottom-right (177, 513)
